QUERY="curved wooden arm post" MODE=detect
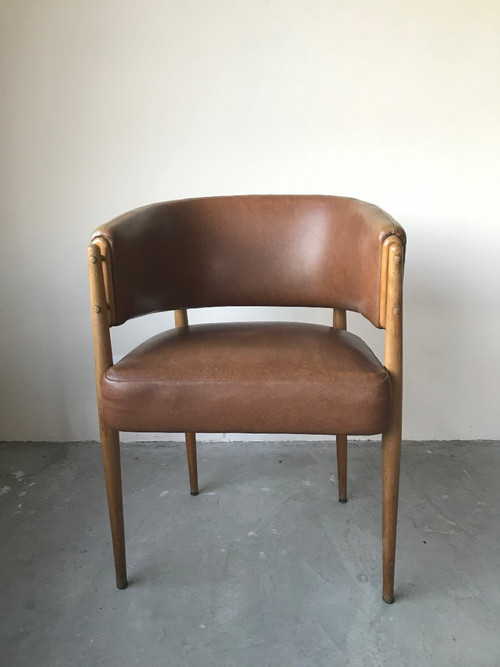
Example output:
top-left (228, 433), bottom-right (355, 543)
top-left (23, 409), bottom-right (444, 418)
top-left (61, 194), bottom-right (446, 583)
top-left (88, 244), bottom-right (127, 590)
top-left (381, 238), bottom-right (404, 603)
top-left (174, 309), bottom-right (199, 496)
top-left (333, 308), bottom-right (348, 503)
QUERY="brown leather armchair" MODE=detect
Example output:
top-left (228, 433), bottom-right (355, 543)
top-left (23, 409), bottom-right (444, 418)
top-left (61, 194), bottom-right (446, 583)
top-left (88, 195), bottom-right (406, 603)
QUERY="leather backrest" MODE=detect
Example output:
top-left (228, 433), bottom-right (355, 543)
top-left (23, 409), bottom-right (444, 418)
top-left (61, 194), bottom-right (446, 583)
top-left (92, 195), bottom-right (405, 327)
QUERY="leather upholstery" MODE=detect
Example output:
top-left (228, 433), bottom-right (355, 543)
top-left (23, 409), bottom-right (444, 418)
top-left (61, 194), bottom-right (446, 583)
top-left (92, 195), bottom-right (405, 328)
top-left (101, 322), bottom-right (391, 435)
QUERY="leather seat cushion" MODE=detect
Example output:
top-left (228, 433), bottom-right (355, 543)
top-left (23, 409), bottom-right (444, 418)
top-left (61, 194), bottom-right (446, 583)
top-left (101, 322), bottom-right (391, 435)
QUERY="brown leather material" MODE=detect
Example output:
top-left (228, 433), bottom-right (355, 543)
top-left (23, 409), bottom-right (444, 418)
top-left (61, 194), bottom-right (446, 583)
top-left (92, 195), bottom-right (406, 328)
top-left (101, 322), bottom-right (391, 435)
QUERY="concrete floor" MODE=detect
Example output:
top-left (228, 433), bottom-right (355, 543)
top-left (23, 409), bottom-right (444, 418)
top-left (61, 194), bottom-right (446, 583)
top-left (1, 440), bottom-right (499, 667)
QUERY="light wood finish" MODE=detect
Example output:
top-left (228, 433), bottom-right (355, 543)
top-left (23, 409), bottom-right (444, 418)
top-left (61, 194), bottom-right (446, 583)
top-left (379, 235), bottom-right (402, 329)
top-left (333, 308), bottom-right (348, 502)
top-left (185, 432), bottom-right (199, 495)
top-left (336, 434), bottom-right (348, 502)
top-left (99, 426), bottom-right (127, 589)
top-left (174, 309), bottom-right (199, 494)
top-left (92, 237), bottom-right (116, 326)
top-left (333, 307), bottom-right (347, 330)
top-left (381, 237), bottom-right (404, 603)
top-left (88, 244), bottom-right (127, 589)
top-left (174, 308), bottom-right (189, 328)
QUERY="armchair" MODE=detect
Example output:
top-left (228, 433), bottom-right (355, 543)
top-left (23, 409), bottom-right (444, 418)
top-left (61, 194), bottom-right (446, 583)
top-left (88, 195), bottom-right (406, 602)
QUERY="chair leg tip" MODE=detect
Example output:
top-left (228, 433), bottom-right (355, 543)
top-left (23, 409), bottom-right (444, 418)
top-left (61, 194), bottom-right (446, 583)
top-left (190, 491), bottom-right (199, 496)
top-left (116, 579), bottom-right (128, 590)
top-left (339, 498), bottom-right (347, 503)
top-left (382, 594), bottom-right (394, 604)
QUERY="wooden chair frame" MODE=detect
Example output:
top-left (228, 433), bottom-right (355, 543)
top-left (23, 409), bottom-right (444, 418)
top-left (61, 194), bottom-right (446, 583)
top-left (87, 233), bottom-right (403, 602)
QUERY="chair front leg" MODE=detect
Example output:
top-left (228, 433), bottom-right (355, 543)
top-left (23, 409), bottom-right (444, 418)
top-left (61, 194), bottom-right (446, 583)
top-left (381, 426), bottom-right (402, 603)
top-left (100, 425), bottom-right (127, 589)
top-left (380, 236), bottom-right (404, 603)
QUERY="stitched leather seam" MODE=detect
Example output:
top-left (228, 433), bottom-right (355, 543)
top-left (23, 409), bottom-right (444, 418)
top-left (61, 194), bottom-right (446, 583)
top-left (103, 376), bottom-right (390, 385)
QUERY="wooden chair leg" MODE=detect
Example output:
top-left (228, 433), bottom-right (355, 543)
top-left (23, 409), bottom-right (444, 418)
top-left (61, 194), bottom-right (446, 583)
top-left (381, 427), bottom-right (402, 603)
top-left (336, 434), bottom-right (348, 502)
top-left (185, 432), bottom-right (198, 496)
top-left (100, 425), bottom-right (127, 589)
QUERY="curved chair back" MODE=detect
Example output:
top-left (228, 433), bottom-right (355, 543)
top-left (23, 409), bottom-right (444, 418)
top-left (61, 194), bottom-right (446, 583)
top-left (92, 195), bottom-right (405, 327)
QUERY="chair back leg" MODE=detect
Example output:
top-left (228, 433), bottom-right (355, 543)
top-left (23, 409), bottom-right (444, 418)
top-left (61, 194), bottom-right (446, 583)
top-left (336, 434), bottom-right (348, 502)
top-left (173, 310), bottom-right (199, 496)
top-left (185, 432), bottom-right (199, 495)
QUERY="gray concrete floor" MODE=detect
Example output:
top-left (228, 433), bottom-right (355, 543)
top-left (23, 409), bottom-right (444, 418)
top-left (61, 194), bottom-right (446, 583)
top-left (1, 440), bottom-right (499, 666)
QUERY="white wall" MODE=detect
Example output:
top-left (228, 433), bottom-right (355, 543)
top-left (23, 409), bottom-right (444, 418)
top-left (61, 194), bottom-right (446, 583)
top-left (1, 0), bottom-right (499, 442)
